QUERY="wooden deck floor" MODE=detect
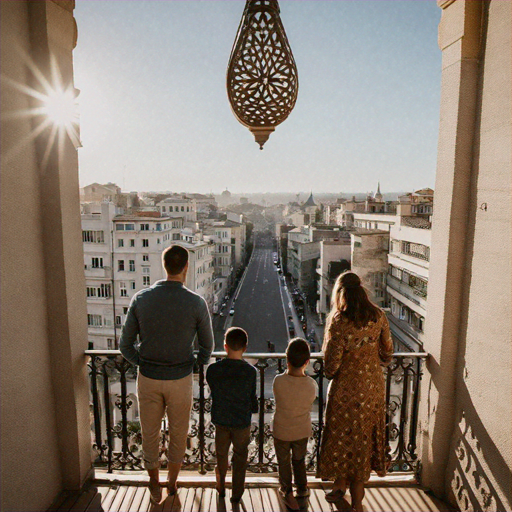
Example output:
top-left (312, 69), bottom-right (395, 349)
top-left (48, 477), bottom-right (453, 512)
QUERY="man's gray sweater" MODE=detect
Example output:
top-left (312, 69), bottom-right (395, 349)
top-left (120, 280), bottom-right (214, 380)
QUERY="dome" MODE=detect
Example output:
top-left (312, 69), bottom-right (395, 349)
top-left (221, 188), bottom-right (231, 197)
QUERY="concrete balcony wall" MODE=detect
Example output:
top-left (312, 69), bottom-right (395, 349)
top-left (1, 2), bottom-right (92, 511)
top-left (420, 2), bottom-right (512, 511)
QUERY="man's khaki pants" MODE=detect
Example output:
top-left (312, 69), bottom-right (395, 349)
top-left (137, 372), bottom-right (193, 470)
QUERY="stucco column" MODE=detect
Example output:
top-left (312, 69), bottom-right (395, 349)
top-left (28, 0), bottom-right (92, 490)
top-left (418, 0), bottom-right (483, 499)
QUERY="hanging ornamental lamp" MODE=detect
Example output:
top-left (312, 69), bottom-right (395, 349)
top-left (227, 0), bottom-right (299, 150)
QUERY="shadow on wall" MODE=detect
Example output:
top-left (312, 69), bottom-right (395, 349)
top-left (447, 383), bottom-right (511, 512)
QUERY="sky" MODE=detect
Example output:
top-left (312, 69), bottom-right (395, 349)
top-left (73, 0), bottom-right (442, 195)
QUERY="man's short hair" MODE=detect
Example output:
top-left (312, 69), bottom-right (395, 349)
top-left (162, 245), bottom-right (189, 276)
top-left (225, 327), bottom-right (248, 351)
top-left (286, 337), bottom-right (310, 368)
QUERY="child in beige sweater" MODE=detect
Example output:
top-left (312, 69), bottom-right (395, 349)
top-left (273, 338), bottom-right (318, 511)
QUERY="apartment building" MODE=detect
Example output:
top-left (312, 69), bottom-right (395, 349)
top-left (346, 189), bottom-right (433, 351)
top-left (386, 216), bottom-right (431, 351)
top-left (174, 240), bottom-right (215, 311)
top-left (287, 225), bottom-right (351, 299)
top-left (316, 240), bottom-right (351, 318)
top-left (157, 196), bottom-right (197, 222)
top-left (82, 204), bottom-right (183, 349)
top-left (350, 229), bottom-right (390, 308)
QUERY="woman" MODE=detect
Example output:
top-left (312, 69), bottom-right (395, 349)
top-left (317, 271), bottom-right (393, 512)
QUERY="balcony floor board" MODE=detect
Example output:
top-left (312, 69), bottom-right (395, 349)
top-left (49, 479), bottom-right (454, 512)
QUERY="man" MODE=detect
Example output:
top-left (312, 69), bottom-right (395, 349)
top-left (120, 245), bottom-right (214, 504)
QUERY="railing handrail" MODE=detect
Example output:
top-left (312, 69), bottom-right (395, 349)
top-left (85, 350), bottom-right (429, 359)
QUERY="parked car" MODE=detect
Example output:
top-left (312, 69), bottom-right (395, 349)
top-left (219, 312), bottom-right (224, 317)
top-left (229, 308), bottom-right (235, 316)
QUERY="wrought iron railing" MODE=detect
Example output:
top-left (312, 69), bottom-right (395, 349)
top-left (85, 350), bottom-right (427, 476)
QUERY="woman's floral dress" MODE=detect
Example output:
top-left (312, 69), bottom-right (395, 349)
top-left (317, 311), bottom-right (394, 482)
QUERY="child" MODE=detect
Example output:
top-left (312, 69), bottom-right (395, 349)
top-left (273, 338), bottom-right (318, 511)
top-left (206, 327), bottom-right (258, 505)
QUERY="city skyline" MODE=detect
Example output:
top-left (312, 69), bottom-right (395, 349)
top-left (74, 1), bottom-right (442, 194)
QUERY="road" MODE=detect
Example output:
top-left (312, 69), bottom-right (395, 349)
top-left (215, 234), bottom-right (289, 353)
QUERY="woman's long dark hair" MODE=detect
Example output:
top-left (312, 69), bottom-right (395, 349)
top-left (326, 271), bottom-right (381, 330)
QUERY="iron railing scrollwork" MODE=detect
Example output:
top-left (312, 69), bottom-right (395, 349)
top-left (86, 350), bottom-right (427, 475)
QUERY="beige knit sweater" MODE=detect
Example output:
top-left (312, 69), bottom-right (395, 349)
top-left (272, 373), bottom-right (318, 442)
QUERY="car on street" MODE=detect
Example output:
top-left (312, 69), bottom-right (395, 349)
top-left (229, 308), bottom-right (235, 316)
top-left (219, 312), bottom-right (224, 317)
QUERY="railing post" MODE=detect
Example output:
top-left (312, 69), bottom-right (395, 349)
top-left (102, 360), bottom-right (113, 472)
top-left (408, 357), bottom-right (422, 463)
top-left (198, 363), bottom-right (206, 475)
top-left (258, 360), bottom-right (266, 467)
top-left (397, 356), bottom-right (410, 464)
top-left (120, 361), bottom-right (129, 468)
top-left (90, 356), bottom-right (103, 461)
top-left (316, 358), bottom-right (324, 465)
top-left (385, 357), bottom-right (393, 446)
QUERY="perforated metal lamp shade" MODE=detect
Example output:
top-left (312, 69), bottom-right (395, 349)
top-left (227, 0), bottom-right (299, 149)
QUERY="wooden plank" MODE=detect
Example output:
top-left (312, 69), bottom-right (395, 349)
top-left (54, 491), bottom-right (81, 512)
top-left (260, 487), bottom-right (274, 512)
top-left (247, 488), bottom-right (263, 512)
top-left (83, 486), bottom-right (110, 512)
top-left (128, 487), bottom-right (146, 512)
top-left (136, 488), bottom-right (151, 512)
top-left (108, 485), bottom-right (129, 512)
top-left (47, 491), bottom-right (73, 512)
top-left (69, 487), bottom-right (102, 512)
top-left (365, 487), bottom-right (391, 512)
top-left (190, 488), bottom-right (203, 512)
top-left (116, 486), bottom-right (137, 512)
top-left (183, 487), bottom-right (196, 512)
top-left (201, 488), bottom-right (214, 512)
top-left (100, 486), bottom-right (122, 512)
top-left (265, 488), bottom-right (282, 512)
top-left (310, 488), bottom-right (333, 512)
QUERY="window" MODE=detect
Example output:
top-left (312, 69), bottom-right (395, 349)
top-left (123, 307), bottom-right (128, 314)
top-left (156, 223), bottom-right (162, 231)
top-left (118, 239), bottom-right (124, 248)
top-left (115, 224), bottom-right (125, 231)
top-left (143, 276), bottom-right (150, 286)
top-left (125, 224), bottom-right (135, 231)
top-left (181, 206), bottom-right (185, 212)
top-left (142, 239), bottom-right (149, 247)
top-left (157, 238), bottom-right (161, 245)
top-left (142, 267), bottom-right (150, 274)
top-left (115, 316), bottom-right (122, 326)
top-left (129, 260), bottom-right (135, 272)
top-left (120, 282), bottom-right (127, 297)
top-left (130, 239), bottom-right (135, 247)
top-left (162, 206), bottom-right (166, 212)
top-left (173, 233), bottom-right (180, 240)
top-left (118, 260), bottom-right (125, 271)
top-left (98, 283), bottom-right (111, 298)
top-left (87, 314), bottom-right (102, 327)
top-left (107, 338), bottom-right (114, 350)
top-left (131, 281), bottom-right (136, 290)
top-left (82, 230), bottom-right (105, 243)
top-left (91, 257), bottom-right (103, 268)
top-left (186, 207), bottom-right (190, 212)
top-left (140, 223), bottom-right (150, 231)
top-left (169, 206), bottom-right (173, 212)
top-left (86, 287), bottom-right (97, 297)
top-left (142, 254), bottom-right (149, 262)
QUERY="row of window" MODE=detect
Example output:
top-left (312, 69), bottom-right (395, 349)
top-left (388, 264), bottom-right (428, 297)
top-left (86, 284), bottom-right (112, 298)
top-left (391, 240), bottom-right (430, 261)
top-left (390, 297), bottom-right (425, 332)
top-left (83, 230), bottom-right (105, 243)
top-left (161, 205), bottom-right (192, 213)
